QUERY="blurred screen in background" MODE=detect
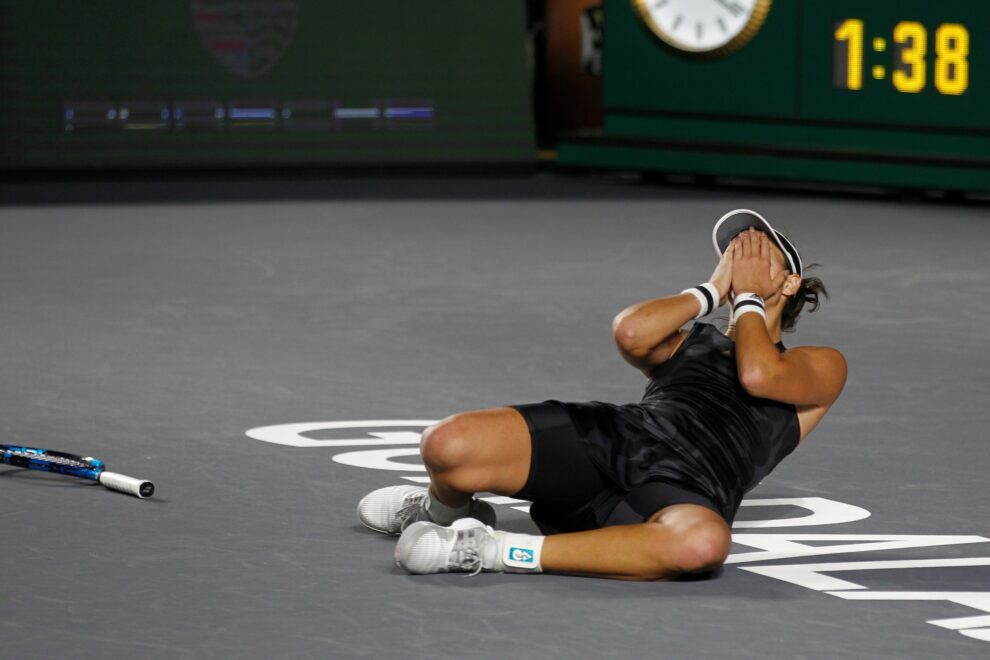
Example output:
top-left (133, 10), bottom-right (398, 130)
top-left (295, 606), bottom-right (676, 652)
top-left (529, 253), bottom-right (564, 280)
top-left (0, 1), bottom-right (535, 170)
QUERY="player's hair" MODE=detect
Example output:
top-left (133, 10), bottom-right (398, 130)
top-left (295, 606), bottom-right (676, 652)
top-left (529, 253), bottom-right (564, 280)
top-left (781, 264), bottom-right (828, 332)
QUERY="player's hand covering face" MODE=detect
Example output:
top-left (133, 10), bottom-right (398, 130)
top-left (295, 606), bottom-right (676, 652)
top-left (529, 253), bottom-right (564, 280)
top-left (729, 229), bottom-right (790, 302)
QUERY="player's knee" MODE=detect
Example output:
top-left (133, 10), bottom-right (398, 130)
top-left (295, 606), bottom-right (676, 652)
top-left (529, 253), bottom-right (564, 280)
top-left (671, 523), bottom-right (731, 573)
top-left (420, 416), bottom-right (472, 472)
top-left (638, 519), bottom-right (729, 579)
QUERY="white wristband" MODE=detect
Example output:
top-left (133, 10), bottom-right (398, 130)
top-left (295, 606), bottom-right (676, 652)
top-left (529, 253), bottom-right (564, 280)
top-left (680, 282), bottom-right (721, 319)
top-left (733, 292), bottom-right (766, 320)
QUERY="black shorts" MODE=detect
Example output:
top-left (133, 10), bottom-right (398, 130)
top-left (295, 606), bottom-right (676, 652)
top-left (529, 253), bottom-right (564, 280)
top-left (510, 401), bottom-right (723, 535)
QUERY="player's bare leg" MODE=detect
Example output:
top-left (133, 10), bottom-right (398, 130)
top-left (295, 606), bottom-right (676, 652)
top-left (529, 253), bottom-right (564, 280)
top-left (538, 504), bottom-right (731, 580)
top-left (356, 407), bottom-right (531, 533)
top-left (419, 407), bottom-right (532, 507)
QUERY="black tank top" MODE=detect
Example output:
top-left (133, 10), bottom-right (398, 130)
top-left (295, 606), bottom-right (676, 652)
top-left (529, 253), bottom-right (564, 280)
top-left (579, 321), bottom-right (800, 522)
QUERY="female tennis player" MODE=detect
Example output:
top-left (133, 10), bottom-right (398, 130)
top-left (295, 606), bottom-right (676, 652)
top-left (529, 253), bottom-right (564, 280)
top-left (358, 209), bottom-right (847, 580)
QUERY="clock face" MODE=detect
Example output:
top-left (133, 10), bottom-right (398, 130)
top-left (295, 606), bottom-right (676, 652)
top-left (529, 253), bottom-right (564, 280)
top-left (632, 0), bottom-right (772, 55)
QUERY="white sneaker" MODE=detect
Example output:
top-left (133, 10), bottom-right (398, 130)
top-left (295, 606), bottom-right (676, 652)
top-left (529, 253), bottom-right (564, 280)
top-left (357, 485), bottom-right (430, 535)
top-left (357, 485), bottom-right (497, 536)
top-left (395, 518), bottom-right (498, 575)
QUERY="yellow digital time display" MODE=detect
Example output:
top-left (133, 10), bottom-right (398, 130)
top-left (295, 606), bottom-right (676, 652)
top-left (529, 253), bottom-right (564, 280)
top-left (834, 19), bottom-right (970, 95)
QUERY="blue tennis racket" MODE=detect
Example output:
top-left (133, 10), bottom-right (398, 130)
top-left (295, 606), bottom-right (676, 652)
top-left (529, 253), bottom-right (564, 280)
top-left (0, 444), bottom-right (154, 498)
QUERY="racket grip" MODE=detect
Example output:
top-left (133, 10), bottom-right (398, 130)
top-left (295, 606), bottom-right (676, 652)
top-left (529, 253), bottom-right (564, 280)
top-left (98, 471), bottom-right (155, 499)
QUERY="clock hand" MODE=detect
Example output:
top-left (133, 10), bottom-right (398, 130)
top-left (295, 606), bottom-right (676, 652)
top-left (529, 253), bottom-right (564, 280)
top-left (713, 0), bottom-right (744, 17)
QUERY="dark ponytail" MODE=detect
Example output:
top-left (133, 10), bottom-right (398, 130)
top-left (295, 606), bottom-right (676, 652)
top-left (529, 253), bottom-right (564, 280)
top-left (781, 264), bottom-right (828, 332)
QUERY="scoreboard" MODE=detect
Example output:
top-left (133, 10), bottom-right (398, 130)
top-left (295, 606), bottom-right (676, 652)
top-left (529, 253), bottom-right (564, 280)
top-left (0, 1), bottom-right (534, 170)
top-left (557, 0), bottom-right (990, 192)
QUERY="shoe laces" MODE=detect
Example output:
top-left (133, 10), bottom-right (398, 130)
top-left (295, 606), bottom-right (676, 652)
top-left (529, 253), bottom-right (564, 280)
top-left (449, 526), bottom-right (491, 577)
top-left (395, 491), bottom-right (428, 531)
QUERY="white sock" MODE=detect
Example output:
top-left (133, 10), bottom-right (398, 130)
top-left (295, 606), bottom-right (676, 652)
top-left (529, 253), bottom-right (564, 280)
top-left (491, 531), bottom-right (545, 573)
top-left (424, 492), bottom-right (471, 525)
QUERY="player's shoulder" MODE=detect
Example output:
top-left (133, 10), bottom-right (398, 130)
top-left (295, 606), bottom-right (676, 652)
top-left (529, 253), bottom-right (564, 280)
top-left (784, 345), bottom-right (848, 373)
top-left (780, 345), bottom-right (848, 405)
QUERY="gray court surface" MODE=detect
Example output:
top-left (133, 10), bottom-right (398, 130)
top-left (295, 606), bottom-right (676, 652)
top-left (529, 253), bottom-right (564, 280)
top-left (1, 174), bottom-right (988, 659)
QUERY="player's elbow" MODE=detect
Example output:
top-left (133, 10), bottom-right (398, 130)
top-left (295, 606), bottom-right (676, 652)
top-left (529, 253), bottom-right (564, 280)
top-left (739, 365), bottom-right (773, 398)
top-left (612, 314), bottom-right (648, 358)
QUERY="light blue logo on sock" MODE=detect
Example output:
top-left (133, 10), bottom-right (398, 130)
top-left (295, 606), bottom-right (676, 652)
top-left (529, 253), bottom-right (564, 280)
top-left (509, 547), bottom-right (534, 563)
